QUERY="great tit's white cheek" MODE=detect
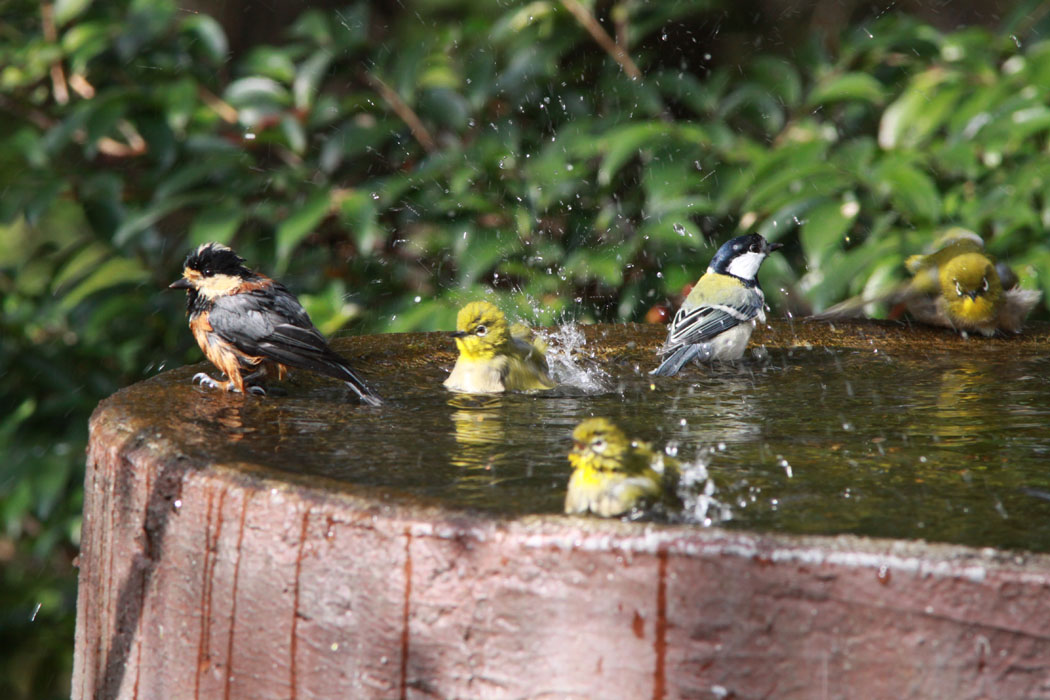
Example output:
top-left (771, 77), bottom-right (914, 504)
top-left (725, 251), bottom-right (766, 280)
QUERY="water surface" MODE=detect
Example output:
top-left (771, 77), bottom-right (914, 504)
top-left (146, 321), bottom-right (1050, 553)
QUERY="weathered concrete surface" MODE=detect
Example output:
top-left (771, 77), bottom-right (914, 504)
top-left (75, 322), bottom-right (1050, 700)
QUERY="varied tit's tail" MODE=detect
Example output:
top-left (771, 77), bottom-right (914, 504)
top-left (312, 355), bottom-right (382, 406)
top-left (649, 344), bottom-right (711, 377)
top-left (335, 362), bottom-right (382, 406)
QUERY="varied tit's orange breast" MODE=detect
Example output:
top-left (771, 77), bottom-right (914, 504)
top-left (189, 313), bottom-right (263, 380)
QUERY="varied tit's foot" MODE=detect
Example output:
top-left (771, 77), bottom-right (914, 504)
top-left (246, 385), bottom-right (267, 396)
top-left (193, 372), bottom-right (223, 390)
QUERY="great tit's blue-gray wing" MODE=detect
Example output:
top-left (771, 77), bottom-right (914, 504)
top-left (661, 291), bottom-right (762, 351)
top-left (650, 278), bottom-right (763, 376)
top-left (208, 283), bottom-right (381, 405)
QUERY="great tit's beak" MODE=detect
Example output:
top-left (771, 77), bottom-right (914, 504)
top-left (450, 330), bottom-right (468, 338)
top-left (767, 242), bottom-right (784, 252)
top-left (169, 277), bottom-right (193, 290)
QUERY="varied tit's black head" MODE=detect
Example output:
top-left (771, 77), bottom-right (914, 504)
top-left (182, 242), bottom-right (252, 279)
top-left (707, 233), bottom-right (783, 282)
top-left (169, 242), bottom-right (255, 306)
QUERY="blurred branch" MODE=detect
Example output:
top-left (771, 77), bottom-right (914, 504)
top-left (41, 2), bottom-right (69, 105)
top-left (199, 86), bottom-right (238, 124)
top-left (560, 0), bottom-right (641, 80)
top-left (362, 71), bottom-right (436, 153)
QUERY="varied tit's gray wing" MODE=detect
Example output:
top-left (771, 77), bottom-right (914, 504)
top-left (209, 283), bottom-right (382, 405)
top-left (660, 294), bottom-right (761, 352)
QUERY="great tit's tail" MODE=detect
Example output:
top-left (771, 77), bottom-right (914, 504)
top-left (650, 344), bottom-right (707, 377)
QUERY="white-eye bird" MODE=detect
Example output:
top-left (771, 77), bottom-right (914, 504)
top-left (564, 417), bottom-right (680, 518)
top-left (815, 229), bottom-right (1042, 337)
top-left (444, 301), bottom-right (557, 393)
top-left (651, 233), bottom-right (782, 376)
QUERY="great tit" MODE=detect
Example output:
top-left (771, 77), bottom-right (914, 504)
top-left (651, 233), bottom-right (783, 376)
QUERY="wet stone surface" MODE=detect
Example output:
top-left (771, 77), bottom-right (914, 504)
top-left (110, 319), bottom-right (1050, 552)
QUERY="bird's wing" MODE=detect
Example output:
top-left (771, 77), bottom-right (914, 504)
top-left (209, 284), bottom-right (381, 405)
top-left (209, 284), bottom-right (332, 364)
top-left (662, 297), bottom-right (760, 351)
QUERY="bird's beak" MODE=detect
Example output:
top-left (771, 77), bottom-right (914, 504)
top-left (450, 330), bottom-right (468, 338)
top-left (768, 242), bottom-right (784, 252)
top-left (169, 277), bottom-right (193, 290)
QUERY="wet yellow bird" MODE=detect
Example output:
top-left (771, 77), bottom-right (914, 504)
top-left (565, 418), bottom-right (680, 518)
top-left (443, 301), bottom-right (556, 393)
top-left (815, 230), bottom-right (1041, 336)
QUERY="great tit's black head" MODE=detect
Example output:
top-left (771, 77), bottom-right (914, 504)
top-left (708, 233), bottom-right (782, 280)
top-left (183, 242), bottom-right (251, 279)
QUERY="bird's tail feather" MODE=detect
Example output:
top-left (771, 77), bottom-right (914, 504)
top-left (650, 345), bottom-right (705, 376)
top-left (333, 363), bottom-right (382, 406)
top-left (310, 354), bottom-right (382, 405)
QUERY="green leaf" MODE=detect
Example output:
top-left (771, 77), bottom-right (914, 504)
top-left (808, 72), bottom-right (884, 106)
top-left (563, 242), bottom-right (633, 286)
top-left (113, 193), bottom-right (211, 245)
top-left (58, 257), bottom-right (149, 310)
top-left (190, 206), bottom-right (242, 247)
top-left (181, 14), bottom-right (228, 61)
top-left (54, 0), bottom-right (93, 25)
top-left (878, 69), bottom-right (961, 149)
top-left (275, 190), bottom-right (331, 272)
top-left (50, 242), bottom-right (109, 294)
top-left (874, 159), bottom-right (941, 224)
top-left (337, 189), bottom-right (381, 254)
top-left (800, 197), bottom-right (859, 266)
top-left (224, 77), bottom-right (291, 107)
top-left (293, 49), bottom-right (333, 109)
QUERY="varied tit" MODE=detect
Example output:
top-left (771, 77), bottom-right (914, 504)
top-left (564, 417), bottom-right (680, 518)
top-left (169, 242), bottom-right (381, 405)
top-left (651, 233), bottom-right (783, 376)
top-left (443, 301), bottom-right (556, 394)
top-left (815, 229), bottom-right (1041, 337)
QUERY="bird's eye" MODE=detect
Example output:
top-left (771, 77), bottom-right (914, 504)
top-left (202, 266), bottom-right (213, 276)
top-left (749, 242), bottom-right (762, 253)
top-left (475, 325), bottom-right (487, 336)
top-left (954, 280), bottom-right (963, 297)
top-left (981, 277), bottom-right (989, 292)
top-left (591, 438), bottom-right (606, 453)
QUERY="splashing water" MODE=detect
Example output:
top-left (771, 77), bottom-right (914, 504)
top-left (541, 320), bottom-right (610, 393)
top-left (674, 447), bottom-right (732, 526)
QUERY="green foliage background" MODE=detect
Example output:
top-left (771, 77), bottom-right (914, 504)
top-left (3, 0), bottom-right (1050, 695)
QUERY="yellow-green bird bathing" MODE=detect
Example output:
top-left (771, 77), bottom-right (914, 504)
top-left (816, 230), bottom-right (1041, 336)
top-left (565, 417), bottom-right (680, 518)
top-left (444, 301), bottom-right (556, 394)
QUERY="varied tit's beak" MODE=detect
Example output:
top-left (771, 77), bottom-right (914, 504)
top-left (450, 330), bottom-right (468, 338)
top-left (767, 242), bottom-right (784, 252)
top-left (169, 277), bottom-right (193, 290)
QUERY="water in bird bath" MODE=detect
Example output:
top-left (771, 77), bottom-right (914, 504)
top-left (141, 320), bottom-right (1050, 552)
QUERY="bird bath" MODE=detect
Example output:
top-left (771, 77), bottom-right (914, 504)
top-left (74, 320), bottom-right (1050, 699)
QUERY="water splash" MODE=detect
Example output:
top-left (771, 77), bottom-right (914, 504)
top-left (675, 447), bottom-right (732, 526)
top-left (540, 320), bottom-right (610, 393)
